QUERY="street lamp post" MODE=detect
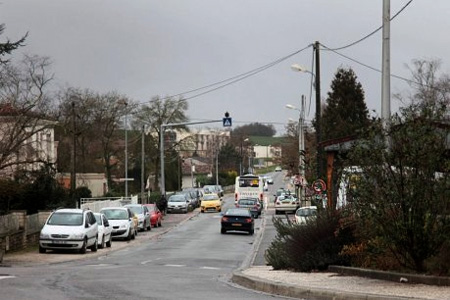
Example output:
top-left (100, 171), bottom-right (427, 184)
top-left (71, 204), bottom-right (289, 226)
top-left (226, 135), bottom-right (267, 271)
top-left (291, 62), bottom-right (321, 179)
top-left (286, 95), bottom-right (306, 204)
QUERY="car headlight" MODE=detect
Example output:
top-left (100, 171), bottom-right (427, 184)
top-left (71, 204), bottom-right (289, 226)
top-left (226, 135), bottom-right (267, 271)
top-left (40, 232), bottom-right (50, 239)
top-left (71, 233), bottom-right (84, 239)
top-left (120, 224), bottom-right (127, 229)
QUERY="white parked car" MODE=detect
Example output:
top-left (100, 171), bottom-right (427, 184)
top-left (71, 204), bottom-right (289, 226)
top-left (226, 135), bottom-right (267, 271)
top-left (124, 204), bottom-right (151, 231)
top-left (39, 208), bottom-right (98, 254)
top-left (100, 207), bottom-right (136, 240)
top-left (294, 206), bottom-right (318, 224)
top-left (94, 212), bottom-right (113, 249)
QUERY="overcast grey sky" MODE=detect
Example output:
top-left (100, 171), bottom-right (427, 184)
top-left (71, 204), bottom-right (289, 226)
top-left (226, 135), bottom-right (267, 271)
top-left (2, 0), bottom-right (449, 135)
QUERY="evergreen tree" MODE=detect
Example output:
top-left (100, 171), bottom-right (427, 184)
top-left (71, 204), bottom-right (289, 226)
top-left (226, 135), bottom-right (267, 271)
top-left (321, 68), bottom-right (370, 141)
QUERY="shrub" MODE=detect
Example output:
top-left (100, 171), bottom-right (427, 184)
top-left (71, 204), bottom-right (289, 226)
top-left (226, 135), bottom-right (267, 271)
top-left (266, 209), bottom-right (354, 271)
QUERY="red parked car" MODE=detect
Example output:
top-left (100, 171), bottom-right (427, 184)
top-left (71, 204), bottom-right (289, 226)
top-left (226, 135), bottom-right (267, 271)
top-left (143, 204), bottom-right (162, 228)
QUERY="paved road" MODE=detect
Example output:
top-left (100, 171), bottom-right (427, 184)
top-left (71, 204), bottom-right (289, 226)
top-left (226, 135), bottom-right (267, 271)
top-left (0, 195), bottom-right (288, 300)
top-left (253, 171), bottom-right (291, 266)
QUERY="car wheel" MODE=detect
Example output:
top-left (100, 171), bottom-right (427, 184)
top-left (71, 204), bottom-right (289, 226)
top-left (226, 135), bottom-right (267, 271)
top-left (249, 229), bottom-right (254, 235)
top-left (147, 222), bottom-right (152, 231)
top-left (126, 229), bottom-right (132, 241)
top-left (91, 238), bottom-right (98, 252)
top-left (221, 228), bottom-right (226, 234)
top-left (131, 230), bottom-right (136, 240)
top-left (79, 238), bottom-right (87, 254)
top-left (158, 220), bottom-right (162, 227)
top-left (201, 210), bottom-right (204, 213)
top-left (106, 235), bottom-right (112, 248)
top-left (99, 235), bottom-right (105, 249)
top-left (39, 245), bottom-right (46, 254)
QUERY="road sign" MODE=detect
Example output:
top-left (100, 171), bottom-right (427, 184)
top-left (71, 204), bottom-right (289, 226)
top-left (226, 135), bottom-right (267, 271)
top-left (223, 117), bottom-right (232, 127)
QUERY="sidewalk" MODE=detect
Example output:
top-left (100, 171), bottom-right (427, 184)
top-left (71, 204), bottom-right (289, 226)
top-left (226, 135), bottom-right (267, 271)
top-left (231, 207), bottom-right (450, 300)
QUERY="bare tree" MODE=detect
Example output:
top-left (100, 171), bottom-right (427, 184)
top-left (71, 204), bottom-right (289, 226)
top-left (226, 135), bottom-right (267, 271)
top-left (57, 88), bottom-right (132, 193)
top-left (133, 96), bottom-right (189, 190)
top-left (0, 55), bottom-right (55, 175)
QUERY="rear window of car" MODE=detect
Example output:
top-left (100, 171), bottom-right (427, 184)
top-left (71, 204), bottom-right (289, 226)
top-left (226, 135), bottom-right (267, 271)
top-left (225, 209), bottom-right (251, 217)
top-left (296, 208), bottom-right (317, 217)
top-left (238, 199), bottom-right (257, 205)
top-left (47, 212), bottom-right (83, 226)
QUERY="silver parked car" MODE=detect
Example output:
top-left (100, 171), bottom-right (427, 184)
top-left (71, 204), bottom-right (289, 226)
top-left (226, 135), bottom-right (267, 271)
top-left (124, 204), bottom-right (151, 231)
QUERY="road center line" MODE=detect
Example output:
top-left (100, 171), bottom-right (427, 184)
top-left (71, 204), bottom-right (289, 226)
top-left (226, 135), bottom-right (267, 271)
top-left (165, 264), bottom-right (185, 267)
top-left (200, 266), bottom-right (220, 270)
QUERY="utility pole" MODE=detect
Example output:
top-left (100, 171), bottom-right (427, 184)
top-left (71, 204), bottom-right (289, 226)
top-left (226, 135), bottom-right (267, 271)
top-left (71, 101), bottom-right (77, 208)
top-left (124, 112), bottom-right (128, 198)
top-left (381, 0), bottom-right (391, 136)
top-left (314, 41), bottom-right (322, 179)
top-left (141, 125), bottom-right (145, 204)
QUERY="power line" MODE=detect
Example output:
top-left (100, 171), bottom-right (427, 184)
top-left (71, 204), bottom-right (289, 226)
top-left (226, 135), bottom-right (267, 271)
top-left (138, 44), bottom-right (313, 106)
top-left (324, 0), bottom-right (414, 51)
top-left (320, 43), bottom-right (438, 90)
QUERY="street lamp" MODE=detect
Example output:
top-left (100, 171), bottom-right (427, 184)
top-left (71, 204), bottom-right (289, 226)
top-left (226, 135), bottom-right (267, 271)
top-left (291, 62), bottom-right (321, 179)
top-left (285, 96), bottom-right (306, 179)
top-left (286, 95), bottom-right (306, 205)
top-left (240, 137), bottom-right (249, 175)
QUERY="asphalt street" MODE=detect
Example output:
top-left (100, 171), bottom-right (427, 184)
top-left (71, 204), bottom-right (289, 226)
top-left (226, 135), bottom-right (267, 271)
top-left (0, 192), bottom-right (288, 300)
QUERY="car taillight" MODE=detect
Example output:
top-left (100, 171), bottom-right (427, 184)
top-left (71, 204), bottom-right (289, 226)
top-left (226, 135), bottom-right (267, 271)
top-left (235, 204), bottom-right (239, 208)
top-left (245, 218), bottom-right (252, 223)
top-left (235, 193), bottom-right (238, 200)
top-left (260, 194), bottom-right (263, 200)
top-left (222, 217), bottom-right (229, 222)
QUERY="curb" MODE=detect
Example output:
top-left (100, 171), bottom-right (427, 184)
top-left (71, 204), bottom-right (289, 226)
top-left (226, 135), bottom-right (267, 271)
top-left (231, 271), bottom-right (416, 300)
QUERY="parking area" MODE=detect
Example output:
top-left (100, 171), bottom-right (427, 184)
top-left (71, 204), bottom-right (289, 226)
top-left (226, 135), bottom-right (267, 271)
top-left (1, 210), bottom-right (198, 267)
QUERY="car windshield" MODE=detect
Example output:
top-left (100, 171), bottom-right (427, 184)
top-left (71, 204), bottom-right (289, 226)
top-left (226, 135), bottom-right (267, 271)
top-left (102, 209), bottom-right (129, 220)
top-left (203, 195), bottom-right (219, 201)
top-left (126, 206), bottom-right (143, 215)
top-left (47, 212), bottom-right (83, 226)
top-left (146, 205), bottom-right (155, 212)
top-left (169, 195), bottom-right (186, 202)
top-left (94, 214), bottom-right (102, 225)
top-left (296, 208), bottom-right (317, 217)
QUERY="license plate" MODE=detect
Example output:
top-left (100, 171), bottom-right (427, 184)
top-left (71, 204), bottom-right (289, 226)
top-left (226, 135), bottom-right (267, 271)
top-left (232, 223), bottom-right (242, 227)
top-left (53, 240), bottom-right (66, 244)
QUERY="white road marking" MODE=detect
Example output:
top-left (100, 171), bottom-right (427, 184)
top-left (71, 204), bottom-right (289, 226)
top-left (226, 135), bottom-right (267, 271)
top-left (141, 260), bottom-right (153, 265)
top-left (165, 264), bottom-right (185, 267)
top-left (0, 276), bottom-right (16, 280)
top-left (85, 264), bottom-right (114, 268)
top-left (200, 266), bottom-right (220, 270)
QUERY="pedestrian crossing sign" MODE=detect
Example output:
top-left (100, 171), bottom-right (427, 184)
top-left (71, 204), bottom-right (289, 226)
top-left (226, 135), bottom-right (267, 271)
top-left (223, 117), bottom-right (232, 127)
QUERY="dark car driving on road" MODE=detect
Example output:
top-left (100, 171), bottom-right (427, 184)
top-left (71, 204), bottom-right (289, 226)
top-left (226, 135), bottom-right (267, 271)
top-left (221, 208), bottom-right (254, 235)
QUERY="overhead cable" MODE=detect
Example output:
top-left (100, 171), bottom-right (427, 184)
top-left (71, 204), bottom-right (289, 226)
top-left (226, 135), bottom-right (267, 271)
top-left (324, 0), bottom-right (414, 51)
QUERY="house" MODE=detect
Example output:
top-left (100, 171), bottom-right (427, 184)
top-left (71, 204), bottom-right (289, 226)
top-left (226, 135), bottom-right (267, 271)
top-left (0, 103), bottom-right (57, 178)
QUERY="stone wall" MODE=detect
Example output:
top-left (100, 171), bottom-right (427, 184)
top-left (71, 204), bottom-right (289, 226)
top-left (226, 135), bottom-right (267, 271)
top-left (0, 210), bottom-right (51, 262)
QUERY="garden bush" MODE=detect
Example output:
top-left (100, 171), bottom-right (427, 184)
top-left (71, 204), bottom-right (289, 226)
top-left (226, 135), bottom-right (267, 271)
top-left (266, 209), bottom-right (354, 271)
